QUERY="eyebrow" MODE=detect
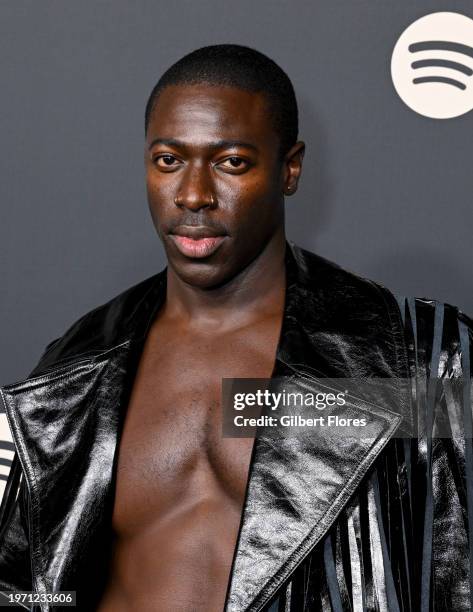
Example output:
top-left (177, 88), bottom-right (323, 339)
top-left (147, 138), bottom-right (258, 152)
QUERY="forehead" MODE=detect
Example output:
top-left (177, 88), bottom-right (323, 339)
top-left (146, 84), bottom-right (278, 146)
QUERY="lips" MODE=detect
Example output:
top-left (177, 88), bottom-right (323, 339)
top-left (169, 225), bottom-right (227, 259)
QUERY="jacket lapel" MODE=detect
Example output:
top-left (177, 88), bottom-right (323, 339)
top-left (224, 372), bottom-right (403, 612)
top-left (225, 243), bottom-right (411, 611)
top-left (0, 340), bottom-right (137, 602)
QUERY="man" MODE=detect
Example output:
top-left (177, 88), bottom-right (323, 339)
top-left (0, 44), bottom-right (472, 612)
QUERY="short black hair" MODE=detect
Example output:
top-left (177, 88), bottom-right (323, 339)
top-left (144, 44), bottom-right (298, 158)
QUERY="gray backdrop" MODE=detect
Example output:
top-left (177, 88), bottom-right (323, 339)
top-left (1, 1), bottom-right (472, 385)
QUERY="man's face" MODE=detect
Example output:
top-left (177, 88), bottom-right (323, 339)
top-left (145, 84), bottom-right (289, 289)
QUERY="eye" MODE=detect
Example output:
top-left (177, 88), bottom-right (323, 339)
top-left (218, 156), bottom-right (251, 173)
top-left (153, 154), bottom-right (182, 170)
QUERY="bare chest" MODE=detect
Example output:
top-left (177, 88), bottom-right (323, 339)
top-left (111, 317), bottom-right (281, 536)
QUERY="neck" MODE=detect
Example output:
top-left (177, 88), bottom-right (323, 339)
top-left (164, 229), bottom-right (287, 331)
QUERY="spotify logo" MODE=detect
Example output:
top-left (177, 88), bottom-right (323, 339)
top-left (391, 12), bottom-right (473, 119)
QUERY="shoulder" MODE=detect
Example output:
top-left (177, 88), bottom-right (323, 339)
top-left (293, 242), bottom-right (472, 327)
top-left (29, 271), bottom-right (164, 377)
top-left (290, 243), bottom-right (472, 373)
top-left (289, 242), bottom-right (394, 304)
top-left (288, 242), bottom-right (406, 332)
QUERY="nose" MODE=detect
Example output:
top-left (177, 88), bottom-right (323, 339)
top-left (174, 163), bottom-right (217, 211)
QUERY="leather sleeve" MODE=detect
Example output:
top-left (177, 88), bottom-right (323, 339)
top-left (0, 454), bottom-right (33, 593)
top-left (0, 337), bottom-right (62, 601)
top-left (0, 337), bottom-right (63, 594)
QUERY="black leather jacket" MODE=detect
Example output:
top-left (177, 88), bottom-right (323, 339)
top-left (0, 243), bottom-right (472, 611)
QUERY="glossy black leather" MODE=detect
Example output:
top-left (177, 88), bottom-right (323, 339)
top-left (0, 242), bottom-right (472, 611)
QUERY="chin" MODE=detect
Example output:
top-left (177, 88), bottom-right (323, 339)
top-left (170, 259), bottom-right (233, 290)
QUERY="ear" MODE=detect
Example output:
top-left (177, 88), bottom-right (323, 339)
top-left (282, 141), bottom-right (305, 196)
